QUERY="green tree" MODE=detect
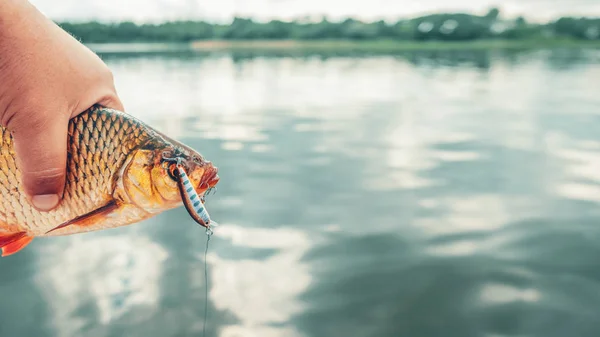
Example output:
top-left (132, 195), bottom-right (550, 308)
top-left (54, 11), bottom-right (599, 43)
top-left (485, 7), bottom-right (500, 20)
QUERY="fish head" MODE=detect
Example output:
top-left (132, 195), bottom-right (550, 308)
top-left (118, 136), bottom-right (219, 214)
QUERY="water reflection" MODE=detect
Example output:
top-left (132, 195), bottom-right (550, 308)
top-left (208, 225), bottom-right (312, 337)
top-left (2, 48), bottom-right (600, 337)
top-left (34, 231), bottom-right (168, 336)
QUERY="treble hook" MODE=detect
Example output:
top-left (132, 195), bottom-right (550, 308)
top-left (162, 151), bottom-right (183, 165)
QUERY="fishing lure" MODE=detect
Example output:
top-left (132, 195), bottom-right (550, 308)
top-left (168, 158), bottom-right (218, 236)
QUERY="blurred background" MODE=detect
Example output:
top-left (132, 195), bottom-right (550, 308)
top-left (1, 1), bottom-right (600, 337)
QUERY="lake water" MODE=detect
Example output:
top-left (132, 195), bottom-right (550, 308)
top-left (1, 47), bottom-right (600, 337)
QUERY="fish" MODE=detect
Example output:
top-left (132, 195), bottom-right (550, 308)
top-left (0, 105), bottom-right (219, 257)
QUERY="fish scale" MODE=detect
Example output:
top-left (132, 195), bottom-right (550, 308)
top-left (0, 106), bottom-right (151, 234)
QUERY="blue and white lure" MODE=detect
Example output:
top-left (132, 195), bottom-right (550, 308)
top-left (174, 162), bottom-right (218, 236)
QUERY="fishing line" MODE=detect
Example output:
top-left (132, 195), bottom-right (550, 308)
top-left (203, 230), bottom-right (211, 337)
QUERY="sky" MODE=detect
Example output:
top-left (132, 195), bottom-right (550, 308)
top-left (29, 0), bottom-right (600, 24)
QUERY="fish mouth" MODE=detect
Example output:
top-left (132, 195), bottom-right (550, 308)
top-left (200, 164), bottom-right (219, 190)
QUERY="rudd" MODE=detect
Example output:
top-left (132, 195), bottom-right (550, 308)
top-left (0, 105), bottom-right (219, 256)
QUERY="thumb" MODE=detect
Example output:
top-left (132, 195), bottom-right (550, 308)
top-left (11, 113), bottom-right (69, 212)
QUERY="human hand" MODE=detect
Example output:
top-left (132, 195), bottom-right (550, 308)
top-left (0, 0), bottom-right (123, 211)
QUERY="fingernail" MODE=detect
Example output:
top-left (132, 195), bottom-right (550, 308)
top-left (32, 194), bottom-right (59, 211)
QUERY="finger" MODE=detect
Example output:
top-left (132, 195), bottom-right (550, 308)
top-left (72, 90), bottom-right (125, 119)
top-left (98, 94), bottom-right (124, 112)
top-left (11, 113), bottom-right (69, 212)
top-left (99, 75), bottom-right (125, 111)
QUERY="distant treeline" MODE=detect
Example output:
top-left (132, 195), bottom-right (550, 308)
top-left (57, 8), bottom-right (600, 43)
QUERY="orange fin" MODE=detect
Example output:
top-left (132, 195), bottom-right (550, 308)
top-left (0, 232), bottom-right (32, 257)
top-left (0, 232), bottom-right (26, 247)
top-left (1, 235), bottom-right (34, 257)
top-left (46, 200), bottom-right (119, 234)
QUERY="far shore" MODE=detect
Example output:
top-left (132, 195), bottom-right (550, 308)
top-left (86, 39), bottom-right (600, 54)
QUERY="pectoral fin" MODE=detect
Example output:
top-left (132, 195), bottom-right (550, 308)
top-left (2, 235), bottom-right (34, 257)
top-left (46, 200), bottom-right (119, 234)
top-left (0, 232), bottom-right (34, 257)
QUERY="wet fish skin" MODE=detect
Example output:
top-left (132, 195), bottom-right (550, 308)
top-left (0, 105), bottom-right (219, 255)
